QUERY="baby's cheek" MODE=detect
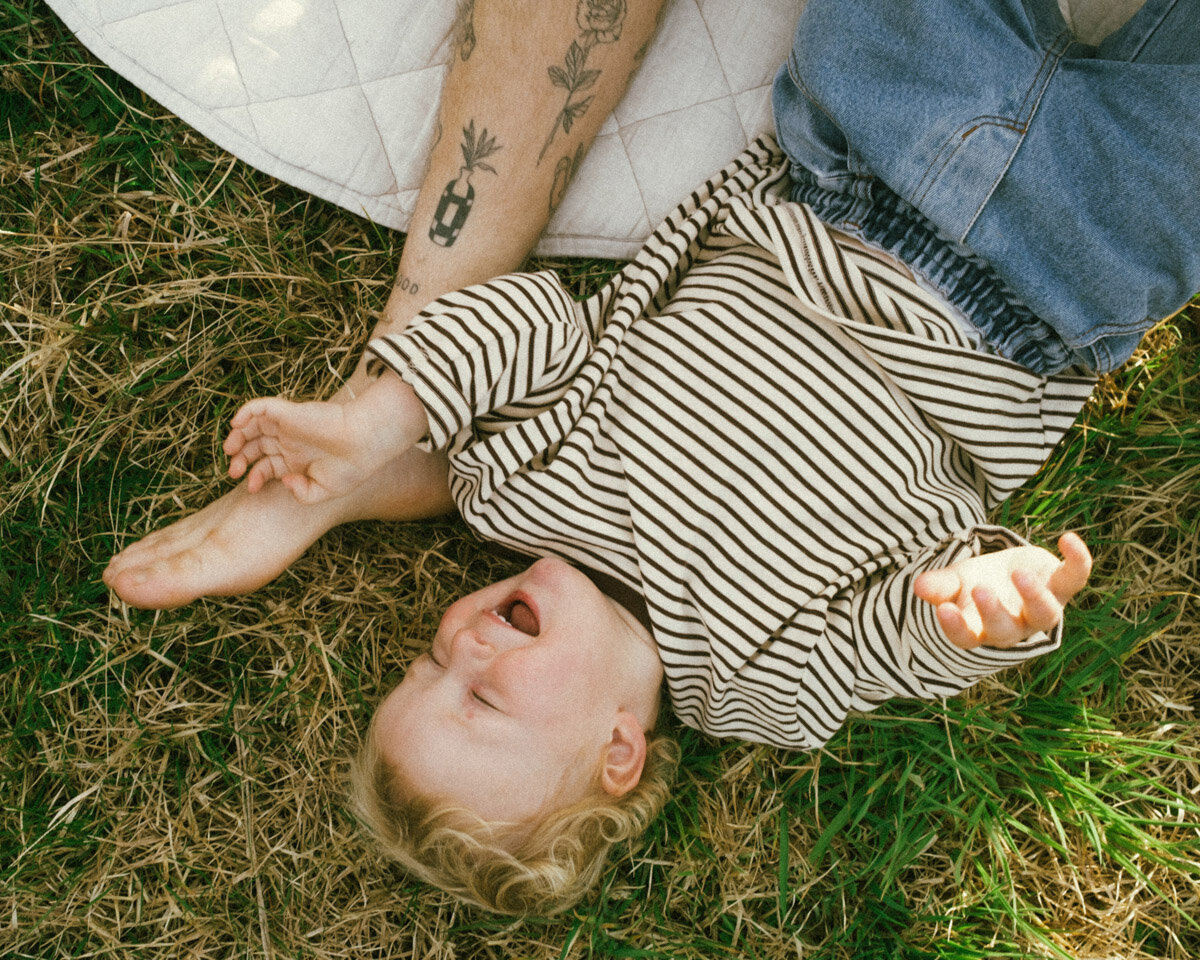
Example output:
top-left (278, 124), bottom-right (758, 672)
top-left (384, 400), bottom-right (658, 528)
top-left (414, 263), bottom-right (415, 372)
top-left (502, 653), bottom-right (581, 707)
top-left (371, 684), bottom-right (408, 760)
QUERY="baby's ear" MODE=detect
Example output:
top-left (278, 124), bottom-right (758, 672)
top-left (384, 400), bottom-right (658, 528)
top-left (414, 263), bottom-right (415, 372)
top-left (600, 711), bottom-right (647, 797)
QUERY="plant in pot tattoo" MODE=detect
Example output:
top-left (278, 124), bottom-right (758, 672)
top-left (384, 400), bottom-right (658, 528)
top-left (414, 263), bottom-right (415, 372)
top-left (539, 0), bottom-right (626, 163)
top-left (429, 120), bottom-right (502, 247)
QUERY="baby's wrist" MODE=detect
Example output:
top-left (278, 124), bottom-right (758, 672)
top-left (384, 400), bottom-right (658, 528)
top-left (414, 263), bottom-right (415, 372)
top-left (359, 369), bottom-right (429, 455)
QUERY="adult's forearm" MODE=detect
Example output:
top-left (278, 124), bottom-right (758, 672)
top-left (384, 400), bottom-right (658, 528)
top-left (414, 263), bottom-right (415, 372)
top-left (379, 0), bottom-right (667, 331)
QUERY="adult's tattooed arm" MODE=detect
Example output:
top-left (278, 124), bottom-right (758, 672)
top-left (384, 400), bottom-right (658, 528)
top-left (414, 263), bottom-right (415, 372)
top-left (362, 0), bottom-right (666, 367)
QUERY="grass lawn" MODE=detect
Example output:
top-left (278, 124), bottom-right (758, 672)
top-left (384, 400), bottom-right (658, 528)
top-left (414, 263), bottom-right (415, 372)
top-left (3, 4), bottom-right (1198, 958)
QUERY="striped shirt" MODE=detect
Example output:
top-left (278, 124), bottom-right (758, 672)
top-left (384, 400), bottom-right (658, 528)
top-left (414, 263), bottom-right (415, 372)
top-left (367, 138), bottom-right (1096, 751)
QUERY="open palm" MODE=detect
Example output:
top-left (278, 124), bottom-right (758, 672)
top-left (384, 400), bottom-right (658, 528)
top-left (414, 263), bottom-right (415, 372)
top-left (913, 533), bottom-right (1093, 649)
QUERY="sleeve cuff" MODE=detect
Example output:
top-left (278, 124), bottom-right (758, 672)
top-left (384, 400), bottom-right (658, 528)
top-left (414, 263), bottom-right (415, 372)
top-left (906, 525), bottom-right (1062, 684)
top-left (364, 335), bottom-right (472, 452)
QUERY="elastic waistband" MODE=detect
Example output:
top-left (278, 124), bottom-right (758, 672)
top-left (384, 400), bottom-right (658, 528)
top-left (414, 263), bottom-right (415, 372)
top-left (787, 167), bottom-right (1078, 374)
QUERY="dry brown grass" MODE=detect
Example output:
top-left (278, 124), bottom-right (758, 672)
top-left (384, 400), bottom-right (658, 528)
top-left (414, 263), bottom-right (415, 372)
top-left (2, 7), bottom-right (1199, 958)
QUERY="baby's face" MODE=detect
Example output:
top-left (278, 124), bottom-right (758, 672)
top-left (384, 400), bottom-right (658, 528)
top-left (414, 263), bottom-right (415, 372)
top-left (373, 557), bottom-right (662, 824)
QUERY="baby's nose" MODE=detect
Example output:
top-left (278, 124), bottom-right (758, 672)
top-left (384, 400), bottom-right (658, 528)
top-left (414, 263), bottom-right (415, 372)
top-left (449, 627), bottom-right (493, 665)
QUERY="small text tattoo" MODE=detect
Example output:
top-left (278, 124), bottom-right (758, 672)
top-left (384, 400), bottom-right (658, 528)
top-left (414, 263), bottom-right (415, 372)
top-left (549, 143), bottom-right (586, 215)
top-left (452, 0), bottom-right (477, 61)
top-left (539, 0), bottom-right (627, 164)
top-left (393, 274), bottom-right (420, 297)
top-left (429, 120), bottom-right (502, 247)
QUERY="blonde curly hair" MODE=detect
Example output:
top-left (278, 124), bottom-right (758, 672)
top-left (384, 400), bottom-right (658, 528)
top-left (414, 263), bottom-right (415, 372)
top-left (349, 707), bottom-right (679, 915)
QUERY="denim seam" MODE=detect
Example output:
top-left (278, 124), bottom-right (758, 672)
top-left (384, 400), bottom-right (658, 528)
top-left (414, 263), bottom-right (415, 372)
top-left (910, 117), bottom-right (1024, 210)
top-left (1123, 0), bottom-right (1181, 61)
top-left (911, 29), bottom-right (1072, 241)
top-left (910, 37), bottom-right (1051, 206)
top-left (962, 30), bottom-right (1075, 239)
top-left (787, 48), bottom-right (872, 185)
top-left (787, 50), bottom-right (840, 132)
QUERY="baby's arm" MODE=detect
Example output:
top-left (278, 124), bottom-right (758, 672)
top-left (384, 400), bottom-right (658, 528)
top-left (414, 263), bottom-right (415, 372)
top-left (224, 370), bottom-right (429, 504)
top-left (913, 532), bottom-right (1092, 649)
top-left (836, 528), bottom-right (1095, 712)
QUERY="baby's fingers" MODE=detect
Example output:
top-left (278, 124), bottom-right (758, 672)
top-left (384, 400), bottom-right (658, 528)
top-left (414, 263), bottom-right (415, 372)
top-left (224, 403), bottom-right (270, 465)
top-left (226, 398), bottom-right (293, 453)
top-left (913, 566), bottom-right (963, 606)
top-left (223, 418), bottom-right (261, 459)
top-left (281, 473), bottom-right (332, 505)
top-left (227, 433), bottom-right (275, 481)
top-left (971, 573), bottom-right (1065, 649)
top-left (224, 432), bottom-right (247, 474)
top-left (228, 450), bottom-right (248, 480)
top-left (1011, 570), bottom-right (1065, 635)
top-left (934, 602), bottom-right (983, 649)
top-left (970, 585), bottom-right (1029, 648)
top-left (229, 397), bottom-right (285, 431)
top-left (247, 453), bottom-right (288, 494)
top-left (1048, 532), bottom-right (1092, 604)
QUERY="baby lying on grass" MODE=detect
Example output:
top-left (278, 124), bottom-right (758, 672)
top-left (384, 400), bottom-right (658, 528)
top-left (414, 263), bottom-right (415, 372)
top-left (109, 143), bottom-right (1094, 914)
top-left (210, 148), bottom-right (1088, 915)
top-left (105, 0), bottom-right (1200, 912)
top-left (223, 362), bottom-right (1089, 914)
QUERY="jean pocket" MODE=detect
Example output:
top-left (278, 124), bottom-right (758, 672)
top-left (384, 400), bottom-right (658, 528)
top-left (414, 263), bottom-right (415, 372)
top-left (909, 117), bottom-right (1026, 244)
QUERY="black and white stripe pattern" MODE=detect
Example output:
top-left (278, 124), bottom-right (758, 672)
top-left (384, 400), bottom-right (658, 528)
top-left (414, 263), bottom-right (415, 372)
top-left (367, 138), bottom-right (1096, 751)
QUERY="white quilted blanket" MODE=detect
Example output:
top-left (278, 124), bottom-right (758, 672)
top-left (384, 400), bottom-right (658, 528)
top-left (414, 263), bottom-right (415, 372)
top-left (45, 0), bottom-right (800, 259)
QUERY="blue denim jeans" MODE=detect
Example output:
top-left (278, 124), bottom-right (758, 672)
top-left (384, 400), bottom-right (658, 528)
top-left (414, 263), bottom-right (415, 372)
top-left (772, 0), bottom-right (1200, 373)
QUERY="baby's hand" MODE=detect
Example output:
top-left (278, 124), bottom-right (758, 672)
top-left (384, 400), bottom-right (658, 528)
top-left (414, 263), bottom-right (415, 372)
top-left (913, 533), bottom-right (1092, 649)
top-left (224, 371), bottom-right (427, 504)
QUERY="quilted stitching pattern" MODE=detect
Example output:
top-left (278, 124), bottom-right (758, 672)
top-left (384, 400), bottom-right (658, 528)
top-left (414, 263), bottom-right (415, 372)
top-left (46, 0), bottom-right (799, 257)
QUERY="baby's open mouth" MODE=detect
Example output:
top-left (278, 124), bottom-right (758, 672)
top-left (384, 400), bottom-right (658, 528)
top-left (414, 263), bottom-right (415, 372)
top-left (495, 594), bottom-right (539, 636)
